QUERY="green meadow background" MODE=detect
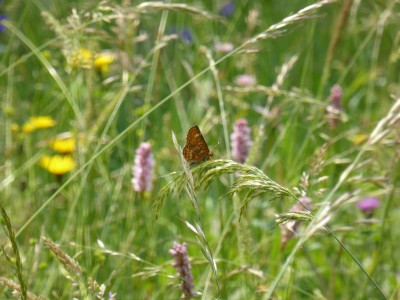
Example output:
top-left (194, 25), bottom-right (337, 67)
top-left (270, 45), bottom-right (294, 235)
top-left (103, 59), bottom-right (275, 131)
top-left (1, 0), bottom-right (400, 299)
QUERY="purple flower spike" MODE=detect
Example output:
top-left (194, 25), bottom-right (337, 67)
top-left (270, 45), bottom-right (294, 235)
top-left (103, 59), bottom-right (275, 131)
top-left (219, 1), bottom-right (235, 18)
top-left (356, 196), bottom-right (380, 216)
top-left (326, 84), bottom-right (343, 128)
top-left (231, 119), bottom-right (252, 163)
top-left (169, 242), bottom-right (195, 299)
top-left (131, 142), bottom-right (154, 192)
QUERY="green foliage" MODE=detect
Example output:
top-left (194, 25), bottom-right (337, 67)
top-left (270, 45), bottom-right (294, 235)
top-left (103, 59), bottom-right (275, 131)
top-left (1, 0), bottom-right (399, 299)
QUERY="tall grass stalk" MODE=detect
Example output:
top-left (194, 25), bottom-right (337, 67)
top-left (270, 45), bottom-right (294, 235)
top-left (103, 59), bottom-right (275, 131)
top-left (0, 200), bottom-right (27, 299)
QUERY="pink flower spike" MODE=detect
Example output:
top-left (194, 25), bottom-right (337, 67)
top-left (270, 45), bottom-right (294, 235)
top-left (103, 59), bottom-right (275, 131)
top-left (231, 119), bottom-right (252, 163)
top-left (214, 42), bottom-right (234, 53)
top-left (234, 74), bottom-right (256, 87)
top-left (131, 142), bottom-right (154, 192)
top-left (329, 84), bottom-right (343, 108)
top-left (169, 242), bottom-right (195, 298)
top-left (326, 84), bottom-right (343, 128)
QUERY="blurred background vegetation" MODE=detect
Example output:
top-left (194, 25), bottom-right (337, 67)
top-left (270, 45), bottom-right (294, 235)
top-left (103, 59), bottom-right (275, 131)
top-left (1, 0), bottom-right (399, 299)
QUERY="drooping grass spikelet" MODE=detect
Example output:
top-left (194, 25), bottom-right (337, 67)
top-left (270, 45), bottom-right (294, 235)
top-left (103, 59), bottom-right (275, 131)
top-left (42, 237), bottom-right (82, 279)
top-left (0, 277), bottom-right (45, 300)
top-left (228, 169), bottom-right (293, 218)
top-left (278, 196), bottom-right (313, 248)
top-left (154, 159), bottom-right (293, 220)
top-left (0, 200), bottom-right (27, 300)
top-left (134, 2), bottom-right (220, 20)
top-left (266, 54), bottom-right (299, 108)
top-left (244, 0), bottom-right (337, 46)
top-left (368, 98), bottom-right (400, 146)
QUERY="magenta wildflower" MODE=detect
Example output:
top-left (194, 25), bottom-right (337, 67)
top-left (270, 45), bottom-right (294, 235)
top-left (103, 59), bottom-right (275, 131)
top-left (356, 196), bottom-right (380, 217)
top-left (169, 242), bottom-right (195, 299)
top-left (131, 142), bottom-right (154, 192)
top-left (234, 74), bottom-right (256, 87)
top-left (214, 42), bottom-right (234, 53)
top-left (326, 84), bottom-right (343, 128)
top-left (231, 119), bottom-right (252, 163)
top-left (280, 197), bottom-right (313, 248)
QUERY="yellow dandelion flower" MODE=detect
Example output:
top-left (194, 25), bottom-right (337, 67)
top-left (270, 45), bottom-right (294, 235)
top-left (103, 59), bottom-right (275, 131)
top-left (39, 155), bottom-right (76, 175)
top-left (50, 132), bottom-right (76, 154)
top-left (22, 116), bottom-right (56, 133)
top-left (69, 48), bottom-right (94, 69)
top-left (94, 53), bottom-right (114, 75)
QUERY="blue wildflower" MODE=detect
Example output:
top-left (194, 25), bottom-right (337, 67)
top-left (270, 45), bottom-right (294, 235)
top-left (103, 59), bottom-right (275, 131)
top-left (0, 14), bottom-right (6, 33)
top-left (181, 28), bottom-right (193, 44)
top-left (219, 1), bottom-right (235, 18)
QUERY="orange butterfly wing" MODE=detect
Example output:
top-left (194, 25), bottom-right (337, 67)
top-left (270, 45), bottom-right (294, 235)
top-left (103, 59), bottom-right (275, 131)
top-left (183, 126), bottom-right (213, 164)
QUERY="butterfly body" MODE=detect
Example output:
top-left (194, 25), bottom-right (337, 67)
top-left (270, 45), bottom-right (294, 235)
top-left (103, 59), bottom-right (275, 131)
top-left (183, 126), bottom-right (213, 164)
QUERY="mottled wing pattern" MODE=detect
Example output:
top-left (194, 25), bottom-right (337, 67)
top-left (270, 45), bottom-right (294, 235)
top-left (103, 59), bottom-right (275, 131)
top-left (183, 126), bottom-right (213, 164)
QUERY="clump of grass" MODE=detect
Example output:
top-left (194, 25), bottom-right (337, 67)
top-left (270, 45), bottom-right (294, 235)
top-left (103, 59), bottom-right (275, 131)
top-left (0, 200), bottom-right (27, 300)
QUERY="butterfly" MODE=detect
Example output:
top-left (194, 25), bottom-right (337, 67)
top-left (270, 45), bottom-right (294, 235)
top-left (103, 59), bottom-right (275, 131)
top-left (183, 125), bottom-right (213, 164)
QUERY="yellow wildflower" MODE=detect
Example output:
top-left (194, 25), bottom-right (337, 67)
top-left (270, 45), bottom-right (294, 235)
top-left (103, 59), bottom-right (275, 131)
top-left (349, 133), bottom-right (368, 145)
top-left (94, 53), bottom-right (114, 75)
top-left (39, 155), bottom-right (76, 175)
top-left (11, 124), bottom-right (20, 132)
top-left (22, 116), bottom-right (56, 133)
top-left (69, 48), bottom-right (94, 69)
top-left (50, 132), bottom-right (76, 154)
top-left (41, 50), bottom-right (52, 60)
